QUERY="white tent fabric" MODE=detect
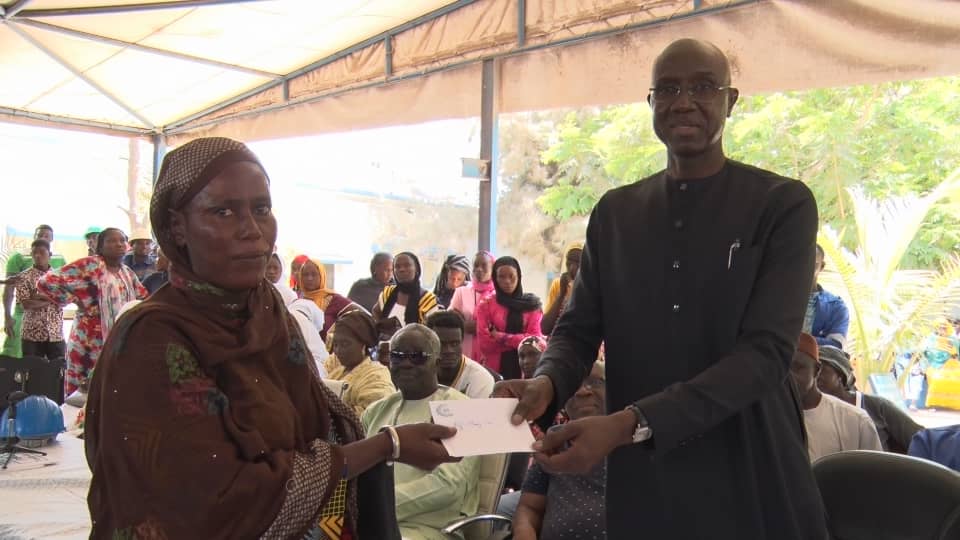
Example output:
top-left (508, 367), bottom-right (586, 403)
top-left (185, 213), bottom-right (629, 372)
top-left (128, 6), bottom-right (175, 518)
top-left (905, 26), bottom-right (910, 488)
top-left (1, 0), bottom-right (959, 142)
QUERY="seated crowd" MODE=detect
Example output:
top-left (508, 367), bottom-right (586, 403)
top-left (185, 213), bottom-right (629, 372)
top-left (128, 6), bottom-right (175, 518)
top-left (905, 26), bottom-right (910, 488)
top-left (0, 137), bottom-right (937, 540)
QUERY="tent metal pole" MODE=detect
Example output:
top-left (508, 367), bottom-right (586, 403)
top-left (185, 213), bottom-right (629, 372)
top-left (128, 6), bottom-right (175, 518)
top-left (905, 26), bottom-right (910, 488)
top-left (152, 134), bottom-right (167, 184)
top-left (14, 0), bottom-right (266, 18)
top-left (0, 106), bottom-right (151, 135)
top-left (517, 0), bottom-right (526, 47)
top-left (6, 23), bottom-right (156, 129)
top-left (14, 19), bottom-right (282, 79)
top-left (478, 58), bottom-right (498, 253)
top-left (3, 0), bottom-right (34, 19)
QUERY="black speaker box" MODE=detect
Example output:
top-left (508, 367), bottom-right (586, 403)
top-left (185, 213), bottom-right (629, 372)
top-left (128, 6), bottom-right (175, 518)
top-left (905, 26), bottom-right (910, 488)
top-left (0, 355), bottom-right (65, 408)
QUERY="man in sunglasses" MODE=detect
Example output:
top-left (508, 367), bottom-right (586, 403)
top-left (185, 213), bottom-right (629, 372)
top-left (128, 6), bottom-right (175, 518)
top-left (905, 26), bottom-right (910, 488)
top-left (497, 38), bottom-right (827, 539)
top-left (361, 324), bottom-right (480, 540)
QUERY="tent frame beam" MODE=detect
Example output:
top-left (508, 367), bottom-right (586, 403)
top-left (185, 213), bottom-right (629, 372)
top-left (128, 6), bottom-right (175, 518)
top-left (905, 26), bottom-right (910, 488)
top-left (6, 21), bottom-right (156, 130)
top-left (0, 106), bottom-right (152, 135)
top-left (2, 0), bottom-right (34, 19)
top-left (14, 18), bottom-right (283, 80)
top-left (164, 0), bottom-right (479, 131)
top-left (14, 0), bottom-right (267, 18)
top-left (166, 0), bottom-right (757, 135)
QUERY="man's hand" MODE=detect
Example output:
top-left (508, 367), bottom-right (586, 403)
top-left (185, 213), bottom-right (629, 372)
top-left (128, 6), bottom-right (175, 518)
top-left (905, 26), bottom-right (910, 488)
top-left (4, 314), bottom-right (14, 337)
top-left (531, 410), bottom-right (636, 475)
top-left (493, 375), bottom-right (555, 425)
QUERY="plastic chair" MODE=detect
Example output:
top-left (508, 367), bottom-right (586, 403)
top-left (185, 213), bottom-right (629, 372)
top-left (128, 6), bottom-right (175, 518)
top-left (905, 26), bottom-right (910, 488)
top-left (813, 450), bottom-right (960, 540)
top-left (442, 452), bottom-right (512, 540)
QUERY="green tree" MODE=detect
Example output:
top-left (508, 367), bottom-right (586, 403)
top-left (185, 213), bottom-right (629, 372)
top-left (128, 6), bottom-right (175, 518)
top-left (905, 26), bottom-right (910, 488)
top-left (537, 76), bottom-right (960, 268)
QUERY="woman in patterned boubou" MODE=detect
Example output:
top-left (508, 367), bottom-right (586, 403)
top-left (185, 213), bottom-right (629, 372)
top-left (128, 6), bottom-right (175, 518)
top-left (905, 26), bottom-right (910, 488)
top-left (38, 227), bottom-right (147, 395)
top-left (83, 137), bottom-right (459, 540)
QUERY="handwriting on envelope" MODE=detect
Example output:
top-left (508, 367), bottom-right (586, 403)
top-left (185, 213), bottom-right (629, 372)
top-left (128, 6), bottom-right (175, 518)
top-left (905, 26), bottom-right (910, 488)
top-left (429, 398), bottom-right (536, 457)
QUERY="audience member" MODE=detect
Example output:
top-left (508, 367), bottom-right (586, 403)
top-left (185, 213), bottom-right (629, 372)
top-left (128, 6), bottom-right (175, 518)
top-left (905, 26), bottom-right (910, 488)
top-left (38, 228), bottom-right (147, 394)
top-left (373, 251), bottom-right (440, 333)
top-left (325, 308), bottom-right (395, 417)
top-left (449, 251), bottom-right (496, 360)
top-left (84, 226), bottom-right (101, 257)
top-left (288, 298), bottom-right (329, 377)
top-left (513, 363), bottom-right (607, 540)
top-left (817, 345), bottom-right (922, 453)
top-left (518, 335), bottom-right (547, 380)
top-left (349, 252), bottom-right (395, 312)
top-left (84, 137), bottom-right (457, 539)
top-left (142, 249), bottom-right (170, 295)
top-left (909, 424), bottom-right (960, 472)
top-left (805, 244), bottom-right (850, 348)
top-left (425, 310), bottom-right (495, 399)
top-left (541, 243), bottom-right (583, 335)
top-left (433, 254), bottom-right (471, 308)
top-left (288, 253), bottom-right (309, 293)
top-left (122, 229), bottom-right (157, 281)
top-left (362, 324), bottom-right (479, 540)
top-left (299, 257), bottom-right (359, 340)
top-left (264, 252), bottom-right (284, 284)
top-left (4, 224), bottom-right (67, 357)
top-left (16, 240), bottom-right (65, 361)
top-left (791, 333), bottom-right (882, 461)
top-left (475, 256), bottom-right (542, 379)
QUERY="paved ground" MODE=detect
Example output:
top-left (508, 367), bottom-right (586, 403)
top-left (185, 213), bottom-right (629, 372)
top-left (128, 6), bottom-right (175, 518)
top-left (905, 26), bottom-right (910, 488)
top-left (909, 408), bottom-right (960, 428)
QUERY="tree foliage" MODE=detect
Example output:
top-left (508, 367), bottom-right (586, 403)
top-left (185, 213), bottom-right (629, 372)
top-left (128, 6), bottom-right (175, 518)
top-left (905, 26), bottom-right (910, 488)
top-left (536, 76), bottom-right (960, 268)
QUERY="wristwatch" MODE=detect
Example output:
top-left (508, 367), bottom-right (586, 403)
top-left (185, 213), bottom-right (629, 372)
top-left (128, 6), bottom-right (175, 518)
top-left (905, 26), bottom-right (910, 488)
top-left (625, 404), bottom-right (653, 443)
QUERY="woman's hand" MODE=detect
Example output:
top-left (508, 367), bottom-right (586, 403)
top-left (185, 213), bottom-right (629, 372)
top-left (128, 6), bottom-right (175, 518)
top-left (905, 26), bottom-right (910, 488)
top-left (394, 423), bottom-right (460, 470)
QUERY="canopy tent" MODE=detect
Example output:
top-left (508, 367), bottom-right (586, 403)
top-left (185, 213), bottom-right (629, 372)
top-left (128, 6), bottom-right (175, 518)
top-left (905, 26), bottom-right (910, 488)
top-left (1, 0), bottom-right (958, 143)
top-left (2, 0), bottom-right (959, 252)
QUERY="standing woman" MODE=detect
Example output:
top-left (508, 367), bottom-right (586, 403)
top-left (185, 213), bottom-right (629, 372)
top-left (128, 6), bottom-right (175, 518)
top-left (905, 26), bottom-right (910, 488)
top-left (540, 243), bottom-right (583, 335)
top-left (84, 137), bottom-right (456, 539)
top-left (373, 252), bottom-right (440, 333)
top-left (289, 254), bottom-right (309, 293)
top-left (38, 228), bottom-right (147, 394)
top-left (432, 254), bottom-right (471, 309)
top-left (299, 258), bottom-right (358, 340)
top-left (449, 251), bottom-right (496, 360)
top-left (475, 256), bottom-right (543, 379)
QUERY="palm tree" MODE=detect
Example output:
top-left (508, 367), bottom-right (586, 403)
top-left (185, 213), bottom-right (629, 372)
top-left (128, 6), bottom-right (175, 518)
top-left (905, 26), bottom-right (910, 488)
top-left (817, 168), bottom-right (960, 385)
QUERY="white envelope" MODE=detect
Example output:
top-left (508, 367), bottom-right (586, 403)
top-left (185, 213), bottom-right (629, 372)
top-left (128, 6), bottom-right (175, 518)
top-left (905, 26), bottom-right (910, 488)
top-left (429, 397), bottom-right (536, 457)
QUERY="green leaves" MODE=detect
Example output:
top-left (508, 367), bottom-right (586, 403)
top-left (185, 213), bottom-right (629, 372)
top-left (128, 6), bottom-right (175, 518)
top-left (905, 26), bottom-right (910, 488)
top-left (535, 76), bottom-right (960, 268)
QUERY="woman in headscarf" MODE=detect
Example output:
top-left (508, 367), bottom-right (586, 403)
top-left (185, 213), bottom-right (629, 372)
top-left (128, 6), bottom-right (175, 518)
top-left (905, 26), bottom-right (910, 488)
top-left (449, 251), bottom-right (496, 360)
top-left (83, 137), bottom-right (457, 540)
top-left (540, 242), bottom-right (583, 335)
top-left (518, 335), bottom-right (548, 380)
top-left (474, 256), bottom-right (543, 379)
top-left (432, 254), bottom-right (471, 309)
top-left (299, 257), bottom-right (358, 340)
top-left (289, 254), bottom-right (309, 293)
top-left (289, 298), bottom-right (330, 377)
top-left (38, 227), bottom-right (147, 394)
top-left (267, 253), bottom-right (299, 306)
top-left (372, 251), bottom-right (440, 334)
top-left (324, 309), bottom-right (395, 418)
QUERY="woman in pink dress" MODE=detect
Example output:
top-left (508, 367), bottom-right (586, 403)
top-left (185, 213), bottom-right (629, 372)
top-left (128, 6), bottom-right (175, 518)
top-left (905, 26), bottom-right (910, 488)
top-left (449, 251), bottom-right (496, 360)
top-left (474, 256), bottom-right (543, 379)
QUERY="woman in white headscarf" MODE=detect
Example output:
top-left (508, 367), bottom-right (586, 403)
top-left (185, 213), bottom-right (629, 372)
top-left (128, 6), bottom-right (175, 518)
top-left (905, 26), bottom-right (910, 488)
top-left (289, 298), bottom-right (329, 377)
top-left (267, 253), bottom-right (299, 305)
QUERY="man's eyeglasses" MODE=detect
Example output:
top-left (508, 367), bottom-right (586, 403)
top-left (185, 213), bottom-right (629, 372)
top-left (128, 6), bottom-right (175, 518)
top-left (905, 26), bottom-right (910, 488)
top-left (389, 351), bottom-right (433, 366)
top-left (648, 83), bottom-right (733, 104)
top-left (581, 376), bottom-right (605, 390)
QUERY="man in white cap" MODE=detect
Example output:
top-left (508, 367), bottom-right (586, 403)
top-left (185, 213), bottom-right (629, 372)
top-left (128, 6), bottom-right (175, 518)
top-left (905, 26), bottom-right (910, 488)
top-left (122, 227), bottom-right (157, 281)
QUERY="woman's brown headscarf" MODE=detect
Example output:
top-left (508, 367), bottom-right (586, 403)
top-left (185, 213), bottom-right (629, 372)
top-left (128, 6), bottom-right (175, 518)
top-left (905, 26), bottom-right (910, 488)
top-left (85, 138), bottom-right (368, 539)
